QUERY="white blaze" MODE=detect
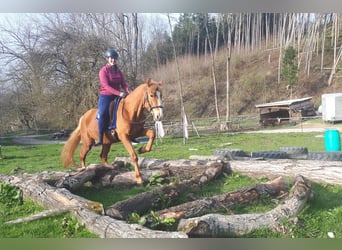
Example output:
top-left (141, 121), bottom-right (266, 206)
top-left (155, 91), bottom-right (163, 119)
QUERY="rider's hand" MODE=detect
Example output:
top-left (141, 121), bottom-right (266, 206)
top-left (120, 92), bottom-right (128, 98)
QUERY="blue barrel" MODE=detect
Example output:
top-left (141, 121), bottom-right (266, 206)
top-left (324, 129), bottom-right (341, 151)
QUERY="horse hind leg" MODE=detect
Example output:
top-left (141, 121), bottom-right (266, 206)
top-left (79, 141), bottom-right (92, 168)
top-left (100, 143), bottom-right (111, 166)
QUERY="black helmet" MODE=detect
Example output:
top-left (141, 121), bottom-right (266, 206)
top-left (104, 48), bottom-right (119, 59)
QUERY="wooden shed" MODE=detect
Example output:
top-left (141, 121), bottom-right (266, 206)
top-left (256, 97), bottom-right (315, 127)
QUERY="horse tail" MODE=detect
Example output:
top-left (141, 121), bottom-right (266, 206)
top-left (61, 116), bottom-right (83, 168)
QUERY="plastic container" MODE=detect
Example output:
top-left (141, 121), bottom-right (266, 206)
top-left (324, 129), bottom-right (341, 151)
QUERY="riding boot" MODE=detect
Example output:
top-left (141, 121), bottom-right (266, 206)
top-left (94, 133), bottom-right (103, 146)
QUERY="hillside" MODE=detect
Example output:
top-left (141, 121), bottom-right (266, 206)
top-left (149, 47), bottom-right (342, 121)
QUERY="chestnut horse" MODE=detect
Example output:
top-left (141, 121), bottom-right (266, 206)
top-left (61, 78), bottom-right (163, 184)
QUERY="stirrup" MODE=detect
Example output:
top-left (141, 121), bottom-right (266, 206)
top-left (94, 140), bottom-right (102, 146)
top-left (131, 138), bottom-right (139, 144)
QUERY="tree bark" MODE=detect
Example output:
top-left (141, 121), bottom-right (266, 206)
top-left (177, 175), bottom-right (311, 237)
top-left (156, 176), bottom-right (289, 220)
top-left (105, 161), bottom-right (225, 220)
top-left (114, 157), bottom-right (230, 180)
top-left (56, 163), bottom-right (170, 190)
top-left (0, 173), bottom-right (187, 238)
top-left (115, 157), bottom-right (342, 186)
top-left (5, 207), bottom-right (77, 225)
top-left (229, 159), bottom-right (342, 185)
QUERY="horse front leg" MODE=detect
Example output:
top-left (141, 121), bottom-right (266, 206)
top-left (138, 128), bottom-right (155, 154)
top-left (119, 134), bottom-right (143, 184)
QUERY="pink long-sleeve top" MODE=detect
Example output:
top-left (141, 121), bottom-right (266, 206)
top-left (98, 64), bottom-right (131, 96)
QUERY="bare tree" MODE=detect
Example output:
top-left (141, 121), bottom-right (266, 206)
top-left (205, 15), bottom-right (220, 122)
top-left (167, 13), bottom-right (187, 142)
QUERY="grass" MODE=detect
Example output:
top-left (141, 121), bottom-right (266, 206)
top-left (0, 126), bottom-right (342, 238)
top-left (0, 199), bottom-right (97, 238)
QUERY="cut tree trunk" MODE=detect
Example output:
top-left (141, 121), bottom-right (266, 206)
top-left (57, 158), bottom-right (229, 191)
top-left (156, 176), bottom-right (289, 220)
top-left (105, 161), bottom-right (226, 220)
top-left (115, 157), bottom-right (342, 186)
top-left (177, 175), bottom-right (311, 237)
top-left (0, 173), bottom-right (187, 238)
top-left (229, 159), bottom-right (342, 185)
top-left (56, 164), bottom-right (170, 190)
top-left (114, 157), bottom-right (229, 179)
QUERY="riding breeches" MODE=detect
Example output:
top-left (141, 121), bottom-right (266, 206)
top-left (97, 94), bottom-right (116, 140)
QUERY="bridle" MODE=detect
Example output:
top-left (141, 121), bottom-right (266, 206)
top-left (121, 87), bottom-right (163, 125)
top-left (143, 88), bottom-right (164, 113)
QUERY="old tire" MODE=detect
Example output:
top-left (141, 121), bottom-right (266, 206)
top-left (279, 147), bottom-right (308, 160)
top-left (214, 149), bottom-right (248, 160)
top-left (307, 151), bottom-right (342, 161)
top-left (251, 151), bottom-right (288, 159)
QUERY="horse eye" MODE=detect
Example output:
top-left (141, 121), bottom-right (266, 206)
top-left (150, 94), bottom-right (155, 98)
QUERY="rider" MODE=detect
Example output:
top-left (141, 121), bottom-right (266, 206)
top-left (94, 48), bottom-right (132, 146)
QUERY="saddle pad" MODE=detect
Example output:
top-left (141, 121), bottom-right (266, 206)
top-left (108, 97), bottom-right (122, 130)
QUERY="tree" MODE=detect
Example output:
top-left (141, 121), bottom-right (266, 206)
top-left (204, 15), bottom-right (220, 122)
top-left (282, 45), bottom-right (298, 98)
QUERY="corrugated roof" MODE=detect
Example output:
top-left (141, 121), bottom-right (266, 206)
top-left (255, 97), bottom-right (312, 108)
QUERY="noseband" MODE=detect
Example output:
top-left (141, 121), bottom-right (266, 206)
top-left (144, 88), bottom-right (163, 113)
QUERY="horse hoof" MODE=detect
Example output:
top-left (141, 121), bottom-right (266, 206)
top-left (136, 178), bottom-right (143, 185)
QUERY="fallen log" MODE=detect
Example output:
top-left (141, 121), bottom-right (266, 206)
top-left (229, 159), bottom-right (342, 185)
top-left (156, 176), bottom-right (289, 220)
top-left (56, 164), bottom-right (170, 190)
top-left (105, 161), bottom-right (226, 220)
top-left (114, 157), bottom-right (230, 180)
top-left (100, 169), bottom-right (170, 187)
top-left (71, 209), bottom-right (187, 238)
top-left (177, 175), bottom-right (311, 237)
top-left (0, 173), bottom-right (187, 238)
top-left (120, 157), bottom-right (342, 186)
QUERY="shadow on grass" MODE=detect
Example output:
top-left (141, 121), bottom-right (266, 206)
top-left (308, 182), bottom-right (342, 210)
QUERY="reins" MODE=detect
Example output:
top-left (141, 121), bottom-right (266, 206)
top-left (121, 87), bottom-right (163, 125)
top-left (143, 89), bottom-right (164, 112)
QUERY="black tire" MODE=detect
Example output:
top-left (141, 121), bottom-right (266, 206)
top-left (279, 147), bottom-right (308, 160)
top-left (307, 151), bottom-right (342, 161)
top-left (213, 149), bottom-right (248, 160)
top-left (251, 151), bottom-right (288, 159)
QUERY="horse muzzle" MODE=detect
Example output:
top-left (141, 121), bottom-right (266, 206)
top-left (150, 105), bottom-right (163, 121)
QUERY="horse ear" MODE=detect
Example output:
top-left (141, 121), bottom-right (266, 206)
top-left (158, 81), bottom-right (162, 87)
top-left (146, 78), bottom-right (152, 86)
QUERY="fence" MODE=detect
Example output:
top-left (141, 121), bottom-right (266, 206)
top-left (1, 115), bottom-right (325, 139)
top-left (147, 115), bottom-right (325, 138)
top-left (145, 114), bottom-right (261, 137)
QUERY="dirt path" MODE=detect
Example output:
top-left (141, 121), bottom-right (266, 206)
top-left (245, 122), bottom-right (342, 134)
top-left (12, 135), bottom-right (66, 145)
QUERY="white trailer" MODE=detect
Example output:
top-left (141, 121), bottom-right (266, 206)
top-left (322, 93), bottom-right (342, 123)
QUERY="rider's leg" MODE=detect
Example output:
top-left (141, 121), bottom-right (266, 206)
top-left (95, 94), bottom-right (113, 146)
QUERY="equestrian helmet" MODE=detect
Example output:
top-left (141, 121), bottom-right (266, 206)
top-left (105, 48), bottom-right (119, 59)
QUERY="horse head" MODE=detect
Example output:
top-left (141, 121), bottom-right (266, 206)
top-left (144, 78), bottom-right (163, 121)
